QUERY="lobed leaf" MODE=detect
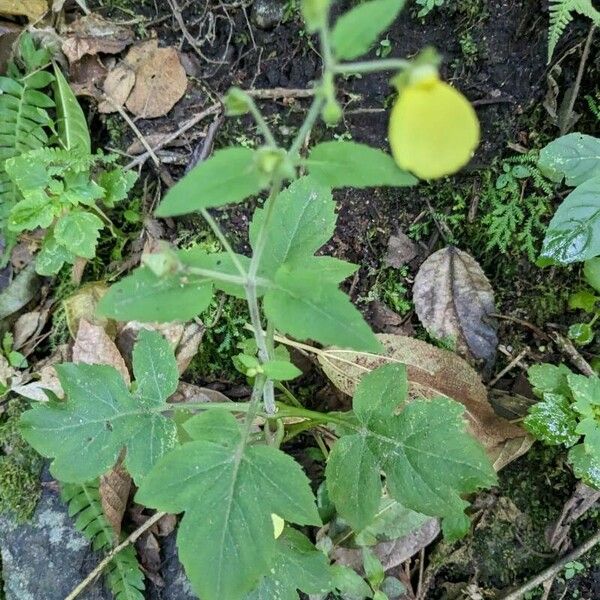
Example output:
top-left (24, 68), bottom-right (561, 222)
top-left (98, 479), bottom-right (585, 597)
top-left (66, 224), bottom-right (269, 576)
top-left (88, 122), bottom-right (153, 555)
top-left (325, 363), bottom-right (497, 539)
top-left (20, 330), bottom-right (178, 483)
top-left (136, 409), bottom-right (321, 600)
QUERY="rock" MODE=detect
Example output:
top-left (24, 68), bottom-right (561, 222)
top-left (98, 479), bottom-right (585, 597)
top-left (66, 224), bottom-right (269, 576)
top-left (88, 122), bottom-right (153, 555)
top-left (0, 480), bottom-right (110, 600)
top-left (251, 0), bottom-right (285, 29)
top-left (148, 532), bottom-right (197, 600)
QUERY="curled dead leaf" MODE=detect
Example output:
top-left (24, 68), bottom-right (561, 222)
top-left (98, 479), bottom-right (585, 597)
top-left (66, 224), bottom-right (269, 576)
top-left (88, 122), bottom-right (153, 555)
top-left (413, 246), bottom-right (498, 368)
top-left (100, 463), bottom-right (131, 537)
top-left (61, 13), bottom-right (133, 63)
top-left (73, 319), bottom-right (130, 384)
top-left (318, 334), bottom-right (531, 470)
top-left (63, 282), bottom-right (112, 338)
top-left (12, 364), bottom-right (62, 401)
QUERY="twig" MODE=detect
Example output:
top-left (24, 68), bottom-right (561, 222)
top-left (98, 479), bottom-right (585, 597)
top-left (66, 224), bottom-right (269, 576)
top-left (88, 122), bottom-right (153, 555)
top-left (125, 104), bottom-right (221, 170)
top-left (64, 510), bottom-right (167, 600)
top-left (560, 24), bottom-right (596, 135)
top-left (247, 87), bottom-right (315, 100)
top-left (499, 528), bottom-right (600, 600)
top-left (105, 97), bottom-right (160, 168)
top-left (488, 348), bottom-right (529, 387)
top-left (551, 332), bottom-right (595, 376)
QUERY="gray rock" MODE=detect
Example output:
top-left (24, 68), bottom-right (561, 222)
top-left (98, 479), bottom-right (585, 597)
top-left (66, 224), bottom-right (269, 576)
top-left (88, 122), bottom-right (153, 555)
top-left (157, 533), bottom-right (198, 600)
top-left (0, 484), bottom-right (110, 600)
top-left (251, 0), bottom-right (286, 29)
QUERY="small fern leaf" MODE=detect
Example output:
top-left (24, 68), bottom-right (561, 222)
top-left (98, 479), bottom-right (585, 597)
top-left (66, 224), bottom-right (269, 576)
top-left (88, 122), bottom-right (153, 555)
top-left (106, 545), bottom-right (146, 600)
top-left (61, 481), bottom-right (115, 550)
top-left (53, 63), bottom-right (91, 154)
top-left (548, 0), bottom-right (600, 62)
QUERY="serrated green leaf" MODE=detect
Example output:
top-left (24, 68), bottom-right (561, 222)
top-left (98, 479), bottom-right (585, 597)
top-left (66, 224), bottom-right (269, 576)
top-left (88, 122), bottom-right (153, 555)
top-left (99, 168), bottom-right (138, 206)
top-left (331, 0), bottom-right (405, 60)
top-left (539, 133), bottom-right (600, 186)
top-left (331, 565), bottom-right (373, 600)
top-left (53, 63), bottom-right (91, 154)
top-left (540, 175), bottom-right (600, 264)
top-left (36, 234), bottom-right (75, 275)
top-left (98, 266), bottom-right (213, 322)
top-left (249, 176), bottom-right (336, 277)
top-left (135, 409), bottom-right (321, 600)
top-left (325, 363), bottom-right (496, 540)
top-left (245, 528), bottom-right (332, 600)
top-left (7, 192), bottom-right (55, 232)
top-left (528, 363), bottom-right (573, 395)
top-left (524, 392), bottom-right (580, 447)
top-left (264, 264), bottom-right (381, 353)
top-left (155, 148), bottom-right (264, 217)
top-left (20, 330), bottom-right (178, 483)
top-left (54, 211), bottom-right (103, 258)
top-left (569, 442), bottom-right (600, 488)
top-left (306, 141), bottom-right (417, 188)
top-left (362, 547), bottom-right (384, 590)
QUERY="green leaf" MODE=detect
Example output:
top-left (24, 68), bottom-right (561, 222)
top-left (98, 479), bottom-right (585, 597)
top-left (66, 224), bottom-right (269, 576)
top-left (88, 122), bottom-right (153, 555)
top-left (98, 266), bottom-right (213, 322)
top-left (99, 168), bottom-right (138, 207)
top-left (156, 148), bottom-right (264, 217)
top-left (54, 211), bottom-right (103, 258)
top-left (584, 257), bottom-right (600, 293)
top-left (262, 360), bottom-right (302, 381)
top-left (20, 330), bottom-right (178, 483)
top-left (301, 0), bottom-right (331, 31)
top-left (331, 565), bottom-right (373, 600)
top-left (569, 290), bottom-right (598, 312)
top-left (264, 264), bottom-right (381, 353)
top-left (354, 497), bottom-right (430, 546)
top-left (135, 409), bottom-right (321, 600)
top-left (325, 363), bottom-right (496, 539)
top-left (331, 0), bottom-right (405, 60)
top-left (7, 193), bottom-right (55, 232)
top-left (568, 322), bottom-right (594, 345)
top-left (540, 175), bottom-right (600, 264)
top-left (245, 528), bottom-right (332, 600)
top-left (307, 141), bottom-right (417, 188)
top-left (528, 363), bottom-right (573, 395)
top-left (362, 547), bottom-right (385, 590)
top-left (538, 133), bottom-right (600, 186)
top-left (53, 63), bottom-right (91, 154)
top-left (249, 176), bottom-right (336, 276)
top-left (569, 442), bottom-right (600, 488)
top-left (36, 234), bottom-right (75, 275)
top-left (524, 392), bottom-right (580, 447)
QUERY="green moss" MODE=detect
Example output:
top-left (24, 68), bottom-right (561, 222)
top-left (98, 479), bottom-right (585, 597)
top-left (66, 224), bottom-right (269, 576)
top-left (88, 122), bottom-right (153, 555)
top-left (360, 266), bottom-right (412, 315)
top-left (0, 400), bottom-right (43, 521)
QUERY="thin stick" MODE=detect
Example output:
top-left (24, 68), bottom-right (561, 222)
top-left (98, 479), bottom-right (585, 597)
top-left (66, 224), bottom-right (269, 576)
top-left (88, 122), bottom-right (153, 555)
top-left (64, 511), bottom-right (167, 600)
top-left (125, 104), bottom-right (221, 170)
top-left (247, 87), bottom-right (315, 100)
top-left (488, 347), bottom-right (529, 387)
top-left (106, 98), bottom-right (160, 168)
top-left (551, 332), bottom-right (595, 377)
top-left (500, 528), bottom-right (600, 600)
top-left (560, 24), bottom-right (596, 135)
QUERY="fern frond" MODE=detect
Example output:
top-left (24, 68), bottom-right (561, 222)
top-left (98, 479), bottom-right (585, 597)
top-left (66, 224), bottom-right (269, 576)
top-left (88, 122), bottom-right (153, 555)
top-left (0, 36), bottom-right (54, 262)
top-left (61, 481), bottom-right (146, 600)
top-left (548, 0), bottom-right (600, 62)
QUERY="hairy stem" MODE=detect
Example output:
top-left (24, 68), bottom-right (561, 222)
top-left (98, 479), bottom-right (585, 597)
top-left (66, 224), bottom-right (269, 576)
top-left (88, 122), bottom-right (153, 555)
top-left (334, 58), bottom-right (410, 75)
top-left (200, 208), bottom-right (247, 277)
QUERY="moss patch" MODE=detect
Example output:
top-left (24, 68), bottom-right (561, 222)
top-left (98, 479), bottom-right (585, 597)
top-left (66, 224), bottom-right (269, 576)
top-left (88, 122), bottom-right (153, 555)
top-left (0, 400), bottom-right (43, 522)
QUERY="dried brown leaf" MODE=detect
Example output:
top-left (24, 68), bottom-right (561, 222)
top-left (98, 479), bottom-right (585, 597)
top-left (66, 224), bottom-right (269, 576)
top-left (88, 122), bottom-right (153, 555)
top-left (63, 282), bottom-right (113, 338)
top-left (332, 518), bottom-right (440, 573)
top-left (13, 311), bottom-right (41, 350)
top-left (98, 63), bottom-right (135, 113)
top-left (73, 319), bottom-right (130, 384)
top-left (175, 321), bottom-right (204, 374)
top-left (61, 14), bottom-right (133, 63)
top-left (69, 54), bottom-right (107, 99)
top-left (413, 246), bottom-right (498, 367)
top-left (0, 0), bottom-right (47, 21)
top-left (100, 463), bottom-right (131, 537)
top-left (318, 334), bottom-right (531, 470)
top-left (124, 42), bottom-right (187, 118)
top-left (12, 364), bottom-right (62, 401)
top-left (384, 231), bottom-right (420, 268)
top-left (0, 20), bottom-right (20, 72)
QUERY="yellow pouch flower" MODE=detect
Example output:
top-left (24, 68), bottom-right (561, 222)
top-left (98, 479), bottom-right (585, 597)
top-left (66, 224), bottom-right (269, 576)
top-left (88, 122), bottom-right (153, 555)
top-left (388, 73), bottom-right (480, 180)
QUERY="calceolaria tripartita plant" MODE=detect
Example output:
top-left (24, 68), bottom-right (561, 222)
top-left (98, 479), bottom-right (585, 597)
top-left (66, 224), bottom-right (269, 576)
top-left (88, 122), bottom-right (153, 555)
top-left (20, 1), bottom-right (495, 598)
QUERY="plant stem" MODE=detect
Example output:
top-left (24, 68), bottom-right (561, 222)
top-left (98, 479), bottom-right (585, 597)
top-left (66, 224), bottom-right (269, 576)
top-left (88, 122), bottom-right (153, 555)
top-left (288, 96), bottom-right (325, 157)
top-left (334, 58), bottom-right (410, 75)
top-left (185, 266), bottom-right (248, 286)
top-left (200, 208), bottom-right (247, 277)
top-left (246, 97), bottom-right (278, 147)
